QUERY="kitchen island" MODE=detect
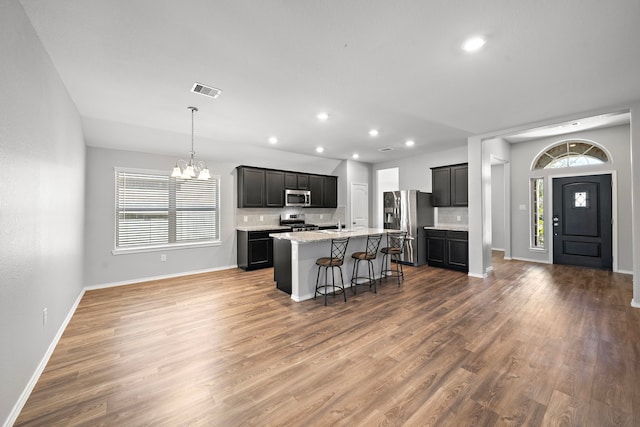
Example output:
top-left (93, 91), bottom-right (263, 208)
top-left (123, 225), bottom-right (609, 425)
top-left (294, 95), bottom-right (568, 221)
top-left (270, 228), bottom-right (399, 302)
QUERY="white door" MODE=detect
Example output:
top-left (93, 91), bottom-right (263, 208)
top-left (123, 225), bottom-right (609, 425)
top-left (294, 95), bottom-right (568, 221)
top-left (351, 183), bottom-right (368, 229)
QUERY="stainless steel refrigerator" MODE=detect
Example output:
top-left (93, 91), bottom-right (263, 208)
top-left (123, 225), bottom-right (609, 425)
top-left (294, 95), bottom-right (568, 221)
top-left (383, 190), bottom-right (434, 266)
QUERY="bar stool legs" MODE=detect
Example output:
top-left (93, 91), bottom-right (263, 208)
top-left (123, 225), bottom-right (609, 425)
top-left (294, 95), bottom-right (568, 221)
top-left (350, 234), bottom-right (383, 294)
top-left (380, 232), bottom-right (407, 285)
top-left (314, 237), bottom-right (350, 306)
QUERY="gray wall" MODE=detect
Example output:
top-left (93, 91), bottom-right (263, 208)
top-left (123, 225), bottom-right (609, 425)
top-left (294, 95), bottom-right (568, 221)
top-left (84, 146), bottom-right (360, 287)
top-left (491, 164), bottom-right (506, 250)
top-left (509, 125), bottom-right (632, 271)
top-left (0, 1), bottom-right (86, 423)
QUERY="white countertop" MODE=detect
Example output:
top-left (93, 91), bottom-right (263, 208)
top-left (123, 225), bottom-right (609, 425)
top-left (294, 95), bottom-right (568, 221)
top-left (270, 227), bottom-right (399, 243)
top-left (425, 225), bottom-right (469, 231)
top-left (236, 225), bottom-right (291, 232)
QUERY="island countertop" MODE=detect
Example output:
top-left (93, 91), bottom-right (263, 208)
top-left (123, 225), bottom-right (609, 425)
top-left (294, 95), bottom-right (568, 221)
top-left (270, 227), bottom-right (398, 243)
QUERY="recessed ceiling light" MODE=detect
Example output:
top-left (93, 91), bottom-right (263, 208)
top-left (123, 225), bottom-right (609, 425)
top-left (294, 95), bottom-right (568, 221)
top-left (316, 146), bottom-right (324, 153)
top-left (317, 112), bottom-right (329, 121)
top-left (352, 153), bottom-right (359, 159)
top-left (405, 140), bottom-right (415, 147)
top-left (462, 36), bottom-right (486, 52)
top-left (369, 129), bottom-right (379, 137)
top-left (268, 136), bottom-right (278, 144)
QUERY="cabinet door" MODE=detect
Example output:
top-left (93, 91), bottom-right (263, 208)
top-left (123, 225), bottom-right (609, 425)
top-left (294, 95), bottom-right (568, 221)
top-left (451, 165), bottom-right (468, 206)
top-left (323, 176), bottom-right (338, 208)
top-left (284, 173), bottom-right (298, 189)
top-left (426, 232), bottom-right (446, 267)
top-left (248, 238), bottom-right (272, 268)
top-left (238, 167), bottom-right (265, 207)
top-left (447, 238), bottom-right (468, 271)
top-left (297, 174), bottom-right (310, 190)
top-left (309, 175), bottom-right (324, 207)
top-left (432, 168), bottom-right (451, 207)
top-left (265, 170), bottom-right (285, 207)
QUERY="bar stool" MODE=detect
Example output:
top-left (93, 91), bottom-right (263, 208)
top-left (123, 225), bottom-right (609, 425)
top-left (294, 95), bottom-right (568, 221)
top-left (350, 234), bottom-right (383, 294)
top-left (380, 231), bottom-right (407, 285)
top-left (314, 237), bottom-right (350, 305)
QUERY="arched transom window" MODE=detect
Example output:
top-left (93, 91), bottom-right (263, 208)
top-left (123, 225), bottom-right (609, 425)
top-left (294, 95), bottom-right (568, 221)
top-left (532, 141), bottom-right (609, 170)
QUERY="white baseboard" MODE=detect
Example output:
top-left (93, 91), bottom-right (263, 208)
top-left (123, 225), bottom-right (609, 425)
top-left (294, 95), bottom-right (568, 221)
top-left (467, 272), bottom-right (487, 279)
top-left (615, 269), bottom-right (633, 275)
top-left (631, 299), bottom-right (640, 309)
top-left (4, 288), bottom-right (86, 427)
top-left (5, 265), bottom-right (238, 427)
top-left (491, 247), bottom-right (505, 251)
top-left (511, 256), bottom-right (552, 264)
top-left (85, 265), bottom-right (238, 291)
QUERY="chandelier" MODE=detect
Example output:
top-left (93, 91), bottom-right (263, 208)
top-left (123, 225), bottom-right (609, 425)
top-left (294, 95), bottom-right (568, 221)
top-left (171, 106), bottom-right (210, 180)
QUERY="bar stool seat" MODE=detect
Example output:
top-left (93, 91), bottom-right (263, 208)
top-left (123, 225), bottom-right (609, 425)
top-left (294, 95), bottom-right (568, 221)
top-left (315, 237), bottom-right (350, 305)
top-left (380, 231), bottom-right (407, 285)
top-left (350, 234), bottom-right (383, 294)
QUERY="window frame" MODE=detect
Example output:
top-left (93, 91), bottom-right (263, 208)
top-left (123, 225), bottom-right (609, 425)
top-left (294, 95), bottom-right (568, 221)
top-left (112, 167), bottom-right (221, 255)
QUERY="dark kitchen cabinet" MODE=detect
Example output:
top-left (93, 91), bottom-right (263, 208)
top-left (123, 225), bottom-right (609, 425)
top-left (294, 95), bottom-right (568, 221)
top-left (323, 176), bottom-right (338, 208)
top-left (426, 229), bottom-right (468, 272)
top-left (237, 167), bottom-right (265, 208)
top-left (238, 229), bottom-right (284, 270)
top-left (238, 165), bottom-right (337, 208)
top-left (265, 170), bottom-right (285, 207)
top-left (285, 173), bottom-right (309, 190)
top-left (309, 175), bottom-right (324, 207)
top-left (431, 163), bottom-right (468, 207)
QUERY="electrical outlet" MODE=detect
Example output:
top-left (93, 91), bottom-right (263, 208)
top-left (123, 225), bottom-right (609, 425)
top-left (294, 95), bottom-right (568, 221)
top-left (43, 308), bottom-right (48, 326)
top-left (260, 216), bottom-right (264, 221)
top-left (243, 216), bottom-right (248, 222)
top-left (320, 214), bottom-right (324, 219)
top-left (160, 254), bottom-right (167, 262)
top-left (456, 215), bottom-right (461, 221)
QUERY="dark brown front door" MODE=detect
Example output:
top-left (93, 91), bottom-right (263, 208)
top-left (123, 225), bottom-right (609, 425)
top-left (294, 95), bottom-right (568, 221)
top-left (552, 174), bottom-right (612, 270)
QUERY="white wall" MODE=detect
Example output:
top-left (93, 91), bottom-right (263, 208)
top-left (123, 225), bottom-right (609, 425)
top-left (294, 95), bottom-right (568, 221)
top-left (509, 125), bottom-right (632, 271)
top-left (491, 164), bottom-right (506, 250)
top-left (0, 1), bottom-right (86, 424)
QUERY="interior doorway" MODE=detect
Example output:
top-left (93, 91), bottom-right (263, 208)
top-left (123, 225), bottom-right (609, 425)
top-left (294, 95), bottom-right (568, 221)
top-left (351, 183), bottom-right (368, 228)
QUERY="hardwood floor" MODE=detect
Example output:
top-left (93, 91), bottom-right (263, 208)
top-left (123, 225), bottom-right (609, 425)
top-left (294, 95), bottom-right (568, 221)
top-left (16, 253), bottom-right (639, 426)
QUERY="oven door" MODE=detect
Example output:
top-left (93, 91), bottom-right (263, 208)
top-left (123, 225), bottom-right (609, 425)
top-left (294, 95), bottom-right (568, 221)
top-left (285, 190), bottom-right (311, 207)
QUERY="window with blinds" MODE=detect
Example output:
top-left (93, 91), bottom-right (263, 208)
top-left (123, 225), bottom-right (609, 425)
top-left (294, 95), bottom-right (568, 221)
top-left (115, 168), bottom-right (219, 251)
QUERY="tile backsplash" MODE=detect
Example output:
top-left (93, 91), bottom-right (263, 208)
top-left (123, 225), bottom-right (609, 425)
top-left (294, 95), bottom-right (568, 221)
top-left (237, 207), bottom-right (345, 227)
top-left (435, 207), bottom-right (468, 226)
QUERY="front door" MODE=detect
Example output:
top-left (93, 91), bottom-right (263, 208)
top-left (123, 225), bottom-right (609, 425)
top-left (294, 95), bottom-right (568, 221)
top-left (552, 174), bottom-right (612, 269)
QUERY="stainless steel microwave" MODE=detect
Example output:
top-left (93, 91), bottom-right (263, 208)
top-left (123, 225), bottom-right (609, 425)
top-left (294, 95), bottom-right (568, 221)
top-left (285, 189), bottom-right (311, 207)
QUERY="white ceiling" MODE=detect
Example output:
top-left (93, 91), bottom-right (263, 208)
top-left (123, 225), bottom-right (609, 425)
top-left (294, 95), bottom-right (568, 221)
top-left (19, 0), bottom-right (640, 164)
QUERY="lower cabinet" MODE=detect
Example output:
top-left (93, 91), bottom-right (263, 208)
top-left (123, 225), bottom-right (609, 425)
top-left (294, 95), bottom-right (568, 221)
top-left (238, 230), bottom-right (282, 270)
top-left (426, 229), bottom-right (468, 272)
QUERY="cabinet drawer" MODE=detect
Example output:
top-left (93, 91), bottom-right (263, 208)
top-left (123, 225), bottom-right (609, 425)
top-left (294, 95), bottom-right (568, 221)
top-left (446, 230), bottom-right (468, 240)
top-left (248, 230), bottom-right (283, 240)
top-left (426, 229), bottom-right (446, 238)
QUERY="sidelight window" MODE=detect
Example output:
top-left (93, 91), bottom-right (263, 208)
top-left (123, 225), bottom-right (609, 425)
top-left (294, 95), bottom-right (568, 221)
top-left (531, 178), bottom-right (544, 249)
top-left (114, 168), bottom-right (220, 253)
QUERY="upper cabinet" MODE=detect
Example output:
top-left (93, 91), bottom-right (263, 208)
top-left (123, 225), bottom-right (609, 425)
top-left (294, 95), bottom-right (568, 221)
top-left (237, 166), bottom-right (337, 208)
top-left (285, 172), bottom-right (309, 190)
top-left (237, 167), bottom-right (265, 208)
top-left (265, 170), bottom-right (285, 207)
top-left (431, 163), bottom-right (468, 207)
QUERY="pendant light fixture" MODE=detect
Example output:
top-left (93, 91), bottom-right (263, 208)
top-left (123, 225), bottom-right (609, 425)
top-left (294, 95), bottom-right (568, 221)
top-left (171, 106), bottom-right (210, 180)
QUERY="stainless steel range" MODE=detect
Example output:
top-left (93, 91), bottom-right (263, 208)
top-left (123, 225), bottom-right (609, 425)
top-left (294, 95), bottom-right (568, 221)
top-left (280, 213), bottom-right (319, 232)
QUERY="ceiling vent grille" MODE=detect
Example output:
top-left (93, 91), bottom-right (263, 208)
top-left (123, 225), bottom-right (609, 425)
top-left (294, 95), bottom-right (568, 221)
top-left (378, 147), bottom-right (394, 152)
top-left (191, 82), bottom-right (222, 99)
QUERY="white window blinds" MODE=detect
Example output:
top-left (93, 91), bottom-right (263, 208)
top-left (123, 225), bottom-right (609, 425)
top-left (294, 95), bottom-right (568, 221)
top-left (115, 169), bottom-right (219, 250)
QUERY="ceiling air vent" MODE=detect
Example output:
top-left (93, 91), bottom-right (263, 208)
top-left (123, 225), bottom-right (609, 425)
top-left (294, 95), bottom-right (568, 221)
top-left (191, 82), bottom-right (222, 99)
top-left (378, 147), bottom-right (394, 152)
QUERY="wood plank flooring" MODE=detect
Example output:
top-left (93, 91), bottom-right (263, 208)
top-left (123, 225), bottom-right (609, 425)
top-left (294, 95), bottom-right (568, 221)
top-left (15, 253), bottom-right (639, 426)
